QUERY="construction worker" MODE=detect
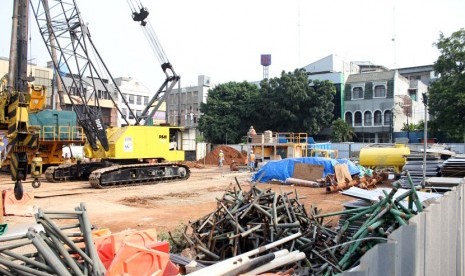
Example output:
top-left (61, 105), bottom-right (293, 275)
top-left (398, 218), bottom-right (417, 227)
top-left (218, 150), bottom-right (224, 167)
top-left (249, 150), bottom-right (256, 172)
top-left (248, 126), bottom-right (256, 142)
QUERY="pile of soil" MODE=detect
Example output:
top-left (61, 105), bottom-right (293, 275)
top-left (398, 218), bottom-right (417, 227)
top-left (198, 145), bottom-right (247, 166)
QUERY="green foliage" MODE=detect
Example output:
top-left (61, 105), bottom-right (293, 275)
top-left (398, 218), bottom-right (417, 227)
top-left (198, 69), bottom-right (336, 143)
top-left (256, 69), bottom-right (335, 135)
top-left (402, 120), bottom-right (429, 132)
top-left (331, 118), bottom-right (355, 142)
top-left (198, 81), bottom-right (260, 144)
top-left (158, 223), bottom-right (189, 254)
top-left (429, 29), bottom-right (465, 141)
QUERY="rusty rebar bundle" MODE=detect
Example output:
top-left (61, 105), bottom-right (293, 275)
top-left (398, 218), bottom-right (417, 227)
top-left (181, 173), bottom-right (424, 275)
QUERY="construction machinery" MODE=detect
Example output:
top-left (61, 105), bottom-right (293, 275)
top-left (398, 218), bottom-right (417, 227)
top-left (29, 0), bottom-right (189, 187)
top-left (359, 143), bottom-right (410, 173)
top-left (1, 1), bottom-right (87, 199)
top-left (0, 0), bottom-right (44, 199)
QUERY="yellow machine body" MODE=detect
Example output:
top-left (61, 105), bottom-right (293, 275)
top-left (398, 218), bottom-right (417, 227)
top-left (359, 144), bottom-right (410, 173)
top-left (28, 85), bottom-right (46, 112)
top-left (84, 125), bottom-right (184, 161)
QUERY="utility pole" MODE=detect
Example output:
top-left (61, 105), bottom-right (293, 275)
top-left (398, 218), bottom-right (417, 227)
top-left (422, 93), bottom-right (428, 189)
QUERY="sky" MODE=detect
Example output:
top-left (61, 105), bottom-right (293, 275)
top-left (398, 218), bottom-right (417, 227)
top-left (1, 0), bottom-right (464, 90)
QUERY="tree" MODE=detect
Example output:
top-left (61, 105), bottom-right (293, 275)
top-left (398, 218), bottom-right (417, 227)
top-left (256, 69), bottom-right (335, 134)
top-left (428, 29), bottom-right (465, 141)
top-left (331, 118), bottom-right (355, 142)
top-left (198, 81), bottom-right (260, 144)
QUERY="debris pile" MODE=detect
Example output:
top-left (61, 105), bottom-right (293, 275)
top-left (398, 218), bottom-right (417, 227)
top-left (400, 152), bottom-right (441, 187)
top-left (441, 155), bottom-right (465, 177)
top-left (325, 171), bottom-right (388, 193)
top-left (0, 203), bottom-right (106, 275)
top-left (0, 203), bottom-right (180, 276)
top-left (197, 145), bottom-right (247, 166)
top-left (179, 174), bottom-right (426, 274)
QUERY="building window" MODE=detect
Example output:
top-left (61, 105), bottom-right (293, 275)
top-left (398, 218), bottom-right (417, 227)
top-left (122, 93), bottom-right (127, 101)
top-left (345, 112), bottom-right (353, 126)
top-left (374, 110), bottom-right (382, 126)
top-left (354, 111), bottom-right (362, 126)
top-left (374, 85), bottom-right (386, 98)
top-left (136, 110), bottom-right (142, 117)
top-left (128, 110), bottom-right (134, 119)
top-left (97, 90), bottom-right (110, 100)
top-left (364, 111), bottom-right (372, 126)
top-left (129, 95), bottom-right (134, 104)
top-left (121, 108), bottom-right (127, 119)
top-left (143, 96), bottom-right (149, 106)
top-left (384, 110), bottom-right (392, 126)
top-left (352, 87), bottom-right (364, 99)
top-left (409, 89), bottom-right (417, 101)
top-left (136, 95), bottom-right (142, 105)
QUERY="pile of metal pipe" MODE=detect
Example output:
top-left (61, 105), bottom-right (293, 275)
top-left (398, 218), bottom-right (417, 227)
top-left (188, 233), bottom-right (306, 275)
top-left (180, 173), bottom-right (424, 275)
top-left (325, 171), bottom-right (388, 193)
top-left (0, 203), bottom-right (105, 275)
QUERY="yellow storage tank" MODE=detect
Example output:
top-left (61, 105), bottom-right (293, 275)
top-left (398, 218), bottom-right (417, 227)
top-left (359, 144), bottom-right (410, 173)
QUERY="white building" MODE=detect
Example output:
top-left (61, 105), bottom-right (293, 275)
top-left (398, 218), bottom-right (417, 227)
top-left (0, 56), bottom-right (53, 107)
top-left (114, 77), bottom-right (166, 127)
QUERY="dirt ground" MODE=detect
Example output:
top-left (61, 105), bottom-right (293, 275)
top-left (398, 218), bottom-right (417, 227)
top-left (1, 166), bottom-right (350, 235)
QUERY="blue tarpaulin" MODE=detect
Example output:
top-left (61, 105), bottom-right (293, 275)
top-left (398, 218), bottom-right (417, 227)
top-left (252, 157), bottom-right (360, 183)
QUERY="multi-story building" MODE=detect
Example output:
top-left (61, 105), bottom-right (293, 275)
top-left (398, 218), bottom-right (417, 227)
top-left (0, 56), bottom-right (53, 107)
top-left (303, 54), bottom-right (360, 119)
top-left (114, 77), bottom-right (166, 127)
top-left (303, 54), bottom-right (433, 143)
top-left (167, 75), bottom-right (211, 127)
top-left (166, 75), bottom-right (211, 151)
top-left (58, 75), bottom-right (117, 126)
top-left (398, 65), bottom-right (436, 86)
top-left (344, 70), bottom-right (425, 143)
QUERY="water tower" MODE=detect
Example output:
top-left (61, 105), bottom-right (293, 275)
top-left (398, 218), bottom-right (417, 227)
top-left (261, 54), bottom-right (271, 79)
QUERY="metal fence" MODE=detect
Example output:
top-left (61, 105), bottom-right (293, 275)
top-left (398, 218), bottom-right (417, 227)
top-left (342, 179), bottom-right (465, 276)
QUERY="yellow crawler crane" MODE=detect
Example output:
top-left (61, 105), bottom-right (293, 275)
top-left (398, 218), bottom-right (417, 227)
top-left (86, 125), bottom-right (188, 188)
top-left (34, 0), bottom-right (190, 187)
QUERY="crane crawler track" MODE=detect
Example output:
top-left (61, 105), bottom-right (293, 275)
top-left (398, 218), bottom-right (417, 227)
top-left (88, 163), bottom-right (190, 189)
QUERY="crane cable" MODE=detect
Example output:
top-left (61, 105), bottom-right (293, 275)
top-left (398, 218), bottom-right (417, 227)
top-left (126, 0), bottom-right (169, 66)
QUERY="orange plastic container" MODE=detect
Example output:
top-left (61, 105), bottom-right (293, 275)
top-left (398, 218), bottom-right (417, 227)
top-left (2, 189), bottom-right (34, 216)
top-left (111, 228), bottom-right (158, 253)
top-left (147, 241), bottom-right (170, 253)
top-left (94, 235), bottom-right (115, 269)
top-left (106, 242), bottom-right (171, 276)
top-left (94, 228), bottom-right (160, 269)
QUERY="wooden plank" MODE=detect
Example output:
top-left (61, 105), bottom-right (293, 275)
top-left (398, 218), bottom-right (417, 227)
top-left (292, 163), bottom-right (324, 181)
top-left (334, 163), bottom-right (352, 184)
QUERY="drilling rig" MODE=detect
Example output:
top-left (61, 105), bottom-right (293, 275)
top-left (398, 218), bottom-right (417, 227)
top-left (1, 0), bottom-right (44, 199)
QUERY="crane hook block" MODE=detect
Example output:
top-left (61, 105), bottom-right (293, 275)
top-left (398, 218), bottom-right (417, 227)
top-left (132, 7), bottom-right (149, 25)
